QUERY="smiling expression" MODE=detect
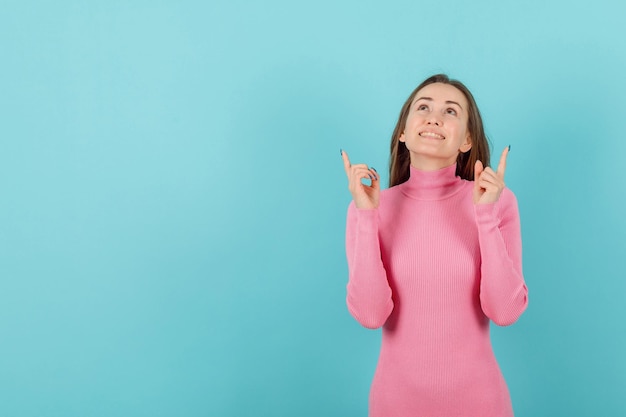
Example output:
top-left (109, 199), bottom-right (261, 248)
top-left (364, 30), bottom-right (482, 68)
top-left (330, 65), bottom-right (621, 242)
top-left (399, 82), bottom-right (472, 170)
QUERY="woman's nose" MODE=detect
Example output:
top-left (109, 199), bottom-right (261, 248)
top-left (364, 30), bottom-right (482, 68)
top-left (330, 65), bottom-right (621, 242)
top-left (427, 116), bottom-right (441, 126)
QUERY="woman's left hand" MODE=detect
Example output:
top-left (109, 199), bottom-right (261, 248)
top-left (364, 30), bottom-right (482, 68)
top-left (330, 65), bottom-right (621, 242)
top-left (473, 146), bottom-right (509, 205)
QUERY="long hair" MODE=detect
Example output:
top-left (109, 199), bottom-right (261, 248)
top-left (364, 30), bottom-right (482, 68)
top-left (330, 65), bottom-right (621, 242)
top-left (389, 74), bottom-right (491, 187)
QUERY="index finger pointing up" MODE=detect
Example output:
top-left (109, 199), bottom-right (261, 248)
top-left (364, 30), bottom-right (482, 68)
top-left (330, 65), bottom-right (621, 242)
top-left (496, 145), bottom-right (510, 178)
top-left (341, 149), bottom-right (352, 175)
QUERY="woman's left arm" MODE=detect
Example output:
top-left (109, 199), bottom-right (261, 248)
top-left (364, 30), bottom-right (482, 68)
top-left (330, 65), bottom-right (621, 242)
top-left (473, 147), bottom-right (528, 326)
top-left (474, 189), bottom-right (528, 326)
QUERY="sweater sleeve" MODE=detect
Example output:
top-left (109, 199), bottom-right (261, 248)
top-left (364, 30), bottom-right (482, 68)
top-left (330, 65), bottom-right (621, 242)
top-left (474, 188), bottom-right (528, 326)
top-left (345, 202), bottom-right (394, 329)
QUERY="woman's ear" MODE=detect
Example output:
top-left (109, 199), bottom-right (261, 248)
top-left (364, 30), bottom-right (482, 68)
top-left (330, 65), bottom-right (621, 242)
top-left (399, 132), bottom-right (405, 143)
top-left (459, 134), bottom-right (472, 153)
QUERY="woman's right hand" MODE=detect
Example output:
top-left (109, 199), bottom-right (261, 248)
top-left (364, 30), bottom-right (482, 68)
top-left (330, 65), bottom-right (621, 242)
top-left (341, 150), bottom-right (380, 209)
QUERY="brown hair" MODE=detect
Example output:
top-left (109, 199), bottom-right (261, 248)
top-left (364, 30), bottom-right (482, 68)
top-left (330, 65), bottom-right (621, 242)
top-left (389, 74), bottom-right (490, 187)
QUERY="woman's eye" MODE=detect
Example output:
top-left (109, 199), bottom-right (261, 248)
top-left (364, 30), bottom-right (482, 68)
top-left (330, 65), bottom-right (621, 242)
top-left (417, 104), bottom-right (428, 111)
top-left (446, 108), bottom-right (458, 116)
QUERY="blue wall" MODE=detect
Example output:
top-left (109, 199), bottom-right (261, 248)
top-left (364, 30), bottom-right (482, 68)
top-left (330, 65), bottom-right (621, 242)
top-left (1, 1), bottom-right (625, 416)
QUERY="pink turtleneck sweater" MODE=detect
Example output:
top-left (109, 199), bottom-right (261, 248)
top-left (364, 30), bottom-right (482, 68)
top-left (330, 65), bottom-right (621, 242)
top-left (345, 164), bottom-right (528, 417)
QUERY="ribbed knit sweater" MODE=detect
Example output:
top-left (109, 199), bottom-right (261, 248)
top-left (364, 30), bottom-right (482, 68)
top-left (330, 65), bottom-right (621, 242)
top-left (345, 163), bottom-right (528, 416)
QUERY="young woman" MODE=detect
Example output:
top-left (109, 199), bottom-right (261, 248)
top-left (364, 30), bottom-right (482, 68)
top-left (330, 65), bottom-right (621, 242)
top-left (341, 74), bottom-right (528, 416)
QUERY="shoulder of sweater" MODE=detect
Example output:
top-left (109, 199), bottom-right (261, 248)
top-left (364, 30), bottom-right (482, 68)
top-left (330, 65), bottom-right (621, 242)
top-left (378, 183), bottom-right (405, 202)
top-left (499, 187), bottom-right (519, 207)
top-left (380, 185), bottom-right (399, 196)
top-left (495, 187), bottom-right (520, 222)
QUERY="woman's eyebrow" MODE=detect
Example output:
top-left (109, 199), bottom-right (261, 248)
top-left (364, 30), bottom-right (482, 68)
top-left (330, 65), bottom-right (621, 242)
top-left (413, 96), bottom-right (463, 110)
top-left (413, 96), bottom-right (432, 104)
top-left (446, 100), bottom-right (463, 110)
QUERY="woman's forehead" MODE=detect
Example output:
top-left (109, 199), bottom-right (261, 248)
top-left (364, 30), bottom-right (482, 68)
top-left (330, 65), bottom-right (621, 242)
top-left (414, 83), bottom-right (468, 108)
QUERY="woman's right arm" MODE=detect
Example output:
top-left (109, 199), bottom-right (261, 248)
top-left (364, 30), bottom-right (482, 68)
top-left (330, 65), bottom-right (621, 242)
top-left (345, 203), bottom-right (394, 329)
top-left (342, 150), bottom-right (393, 329)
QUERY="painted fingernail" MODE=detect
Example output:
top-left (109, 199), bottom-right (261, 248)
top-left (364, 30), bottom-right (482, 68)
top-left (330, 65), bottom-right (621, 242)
top-left (508, 145), bottom-right (511, 151)
top-left (340, 148), bottom-right (343, 156)
top-left (371, 167), bottom-right (377, 172)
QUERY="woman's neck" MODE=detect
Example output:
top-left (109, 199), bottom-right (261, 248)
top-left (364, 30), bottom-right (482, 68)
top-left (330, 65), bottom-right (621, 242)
top-left (408, 154), bottom-right (457, 171)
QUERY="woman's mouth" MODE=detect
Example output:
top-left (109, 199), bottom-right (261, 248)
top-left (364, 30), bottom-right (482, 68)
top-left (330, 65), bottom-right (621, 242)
top-left (419, 131), bottom-right (445, 140)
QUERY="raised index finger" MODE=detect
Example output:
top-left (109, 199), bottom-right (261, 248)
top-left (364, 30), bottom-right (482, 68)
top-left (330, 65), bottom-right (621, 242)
top-left (496, 146), bottom-right (509, 178)
top-left (341, 149), bottom-right (351, 175)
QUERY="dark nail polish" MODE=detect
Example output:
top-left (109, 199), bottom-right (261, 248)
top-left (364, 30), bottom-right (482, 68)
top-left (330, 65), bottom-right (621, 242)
top-left (340, 148), bottom-right (343, 156)
top-left (508, 145), bottom-right (511, 151)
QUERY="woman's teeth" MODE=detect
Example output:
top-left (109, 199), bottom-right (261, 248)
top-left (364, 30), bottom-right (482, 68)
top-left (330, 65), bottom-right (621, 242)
top-left (419, 132), bottom-right (444, 139)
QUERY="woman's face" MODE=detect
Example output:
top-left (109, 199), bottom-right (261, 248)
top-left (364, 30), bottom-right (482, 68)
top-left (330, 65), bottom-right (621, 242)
top-left (399, 82), bottom-right (472, 170)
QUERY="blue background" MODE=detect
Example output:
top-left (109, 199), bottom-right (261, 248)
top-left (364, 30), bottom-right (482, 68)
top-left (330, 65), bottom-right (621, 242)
top-left (1, 1), bottom-right (625, 416)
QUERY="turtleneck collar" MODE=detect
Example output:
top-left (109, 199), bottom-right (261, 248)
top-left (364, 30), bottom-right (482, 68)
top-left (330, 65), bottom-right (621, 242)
top-left (399, 163), bottom-right (465, 200)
